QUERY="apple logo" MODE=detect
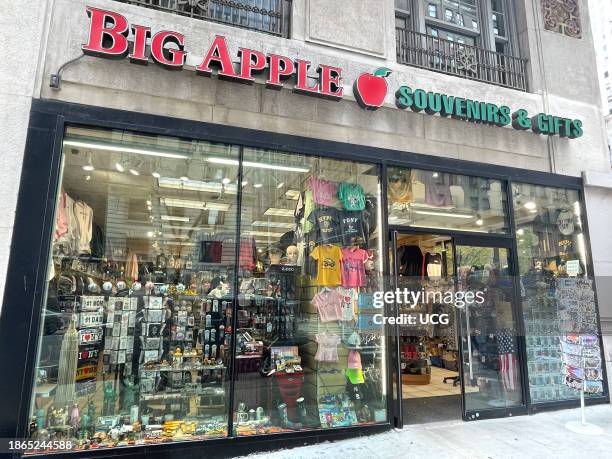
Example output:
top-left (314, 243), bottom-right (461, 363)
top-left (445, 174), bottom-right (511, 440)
top-left (353, 67), bottom-right (392, 110)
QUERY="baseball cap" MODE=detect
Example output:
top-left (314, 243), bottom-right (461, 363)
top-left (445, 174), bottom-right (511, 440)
top-left (345, 368), bottom-right (364, 384)
top-left (348, 350), bottom-right (362, 369)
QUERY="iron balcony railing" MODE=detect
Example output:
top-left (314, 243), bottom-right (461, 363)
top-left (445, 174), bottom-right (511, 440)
top-left (396, 28), bottom-right (527, 91)
top-left (114, 0), bottom-right (291, 37)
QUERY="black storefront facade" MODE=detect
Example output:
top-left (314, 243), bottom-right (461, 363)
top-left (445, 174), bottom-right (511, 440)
top-left (0, 95), bottom-right (608, 458)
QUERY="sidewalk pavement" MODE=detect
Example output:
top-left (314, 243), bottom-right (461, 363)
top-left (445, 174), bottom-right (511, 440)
top-left (239, 404), bottom-right (612, 459)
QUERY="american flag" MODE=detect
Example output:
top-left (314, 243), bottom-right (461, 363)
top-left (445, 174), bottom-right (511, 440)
top-left (497, 328), bottom-right (518, 391)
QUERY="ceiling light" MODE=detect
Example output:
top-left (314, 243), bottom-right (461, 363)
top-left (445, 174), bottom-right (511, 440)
top-left (432, 172), bottom-right (439, 178)
top-left (180, 176), bottom-right (189, 181)
top-left (162, 233), bottom-right (190, 239)
top-left (251, 221), bottom-right (295, 229)
top-left (222, 177), bottom-right (231, 185)
top-left (244, 230), bottom-right (286, 238)
top-left (146, 200), bottom-right (152, 206)
top-left (277, 182), bottom-right (285, 189)
top-left (84, 175), bottom-right (91, 181)
top-left (152, 171), bottom-right (161, 178)
top-left (254, 183), bottom-right (263, 188)
top-left (161, 197), bottom-right (230, 211)
top-left (517, 228), bottom-right (524, 236)
top-left (524, 201), bottom-right (537, 210)
top-left (129, 169), bottom-right (140, 176)
top-left (285, 190), bottom-right (301, 200)
top-left (82, 152), bottom-right (95, 171)
top-left (115, 162), bottom-right (125, 172)
top-left (264, 208), bottom-right (294, 217)
top-left (413, 209), bottom-right (474, 219)
top-left (206, 157), bottom-right (310, 173)
top-left (161, 215), bottom-right (190, 222)
top-left (63, 139), bottom-right (189, 159)
top-left (475, 219), bottom-right (484, 226)
top-left (147, 231), bottom-right (154, 237)
top-left (241, 180), bottom-right (248, 187)
top-left (158, 177), bottom-right (237, 194)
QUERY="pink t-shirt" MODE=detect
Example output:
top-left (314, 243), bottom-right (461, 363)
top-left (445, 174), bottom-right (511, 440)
top-left (315, 332), bottom-right (341, 362)
top-left (308, 176), bottom-right (338, 206)
top-left (341, 247), bottom-right (369, 287)
top-left (312, 289), bottom-right (343, 322)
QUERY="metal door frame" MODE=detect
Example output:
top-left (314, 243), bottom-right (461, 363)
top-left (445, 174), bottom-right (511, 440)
top-left (453, 235), bottom-right (529, 421)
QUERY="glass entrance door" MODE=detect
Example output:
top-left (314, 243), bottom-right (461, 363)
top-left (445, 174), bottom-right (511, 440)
top-left (454, 238), bottom-right (525, 419)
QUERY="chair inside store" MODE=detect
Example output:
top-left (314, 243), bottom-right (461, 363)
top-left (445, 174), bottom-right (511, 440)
top-left (395, 234), bottom-right (463, 425)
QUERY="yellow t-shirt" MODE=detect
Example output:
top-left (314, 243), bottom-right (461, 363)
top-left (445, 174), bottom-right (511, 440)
top-left (311, 244), bottom-right (342, 286)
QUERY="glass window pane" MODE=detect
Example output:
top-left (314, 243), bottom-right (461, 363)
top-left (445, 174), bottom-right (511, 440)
top-left (424, 0), bottom-right (479, 30)
top-left (233, 149), bottom-right (386, 435)
top-left (428, 3), bottom-right (438, 18)
top-left (513, 184), bottom-right (605, 402)
top-left (28, 126), bottom-right (239, 449)
top-left (388, 168), bottom-right (509, 233)
top-left (395, 0), bottom-right (410, 11)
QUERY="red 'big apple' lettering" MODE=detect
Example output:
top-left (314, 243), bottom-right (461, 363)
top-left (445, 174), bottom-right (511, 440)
top-left (82, 7), bottom-right (129, 58)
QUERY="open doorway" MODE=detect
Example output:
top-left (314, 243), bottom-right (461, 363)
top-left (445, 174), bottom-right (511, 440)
top-left (392, 233), bottom-right (463, 425)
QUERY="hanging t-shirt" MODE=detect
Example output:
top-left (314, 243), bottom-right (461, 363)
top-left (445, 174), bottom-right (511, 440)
top-left (312, 288), bottom-right (343, 322)
top-left (315, 332), bottom-right (341, 361)
top-left (339, 210), bottom-right (368, 246)
top-left (337, 182), bottom-right (366, 211)
top-left (308, 176), bottom-right (338, 206)
top-left (338, 287), bottom-right (358, 321)
top-left (307, 207), bottom-right (342, 244)
top-left (301, 190), bottom-right (316, 234)
top-left (341, 247), bottom-right (369, 287)
top-left (74, 200), bottom-right (93, 254)
top-left (310, 244), bottom-right (342, 286)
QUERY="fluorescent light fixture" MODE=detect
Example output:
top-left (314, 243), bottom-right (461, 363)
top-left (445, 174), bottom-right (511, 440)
top-left (254, 183), bottom-right (263, 188)
top-left (264, 208), bottom-right (294, 217)
top-left (251, 221), bottom-right (295, 229)
top-left (413, 209), bottom-right (474, 219)
top-left (161, 197), bottom-right (230, 212)
top-left (158, 177), bottom-right (237, 194)
top-left (206, 157), bottom-right (310, 173)
top-left (285, 190), bottom-right (300, 200)
top-left (524, 201), bottom-right (537, 210)
top-left (63, 139), bottom-right (189, 159)
top-left (129, 169), bottom-right (139, 176)
top-left (410, 224), bottom-right (488, 233)
top-left (115, 162), bottom-right (125, 172)
top-left (244, 230), bottom-right (285, 238)
top-left (161, 215), bottom-right (190, 222)
top-left (162, 233), bottom-right (191, 239)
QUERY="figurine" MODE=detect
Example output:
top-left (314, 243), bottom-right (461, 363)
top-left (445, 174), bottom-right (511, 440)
top-left (121, 376), bottom-right (138, 413)
top-left (173, 347), bottom-right (183, 367)
top-left (102, 381), bottom-right (117, 416)
top-left (70, 403), bottom-right (80, 430)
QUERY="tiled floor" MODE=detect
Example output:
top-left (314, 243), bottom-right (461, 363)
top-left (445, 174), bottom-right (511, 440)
top-left (403, 366), bottom-right (478, 398)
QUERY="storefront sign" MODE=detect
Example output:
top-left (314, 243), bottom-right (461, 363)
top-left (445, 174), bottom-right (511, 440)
top-left (80, 7), bottom-right (583, 139)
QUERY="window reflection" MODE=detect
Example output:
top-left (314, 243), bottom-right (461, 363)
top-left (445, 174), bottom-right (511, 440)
top-left (387, 168), bottom-right (508, 233)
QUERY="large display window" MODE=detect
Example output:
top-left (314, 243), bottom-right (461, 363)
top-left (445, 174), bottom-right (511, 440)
top-left (233, 148), bottom-right (387, 435)
top-left (26, 125), bottom-right (387, 452)
top-left (387, 167), bottom-right (509, 233)
top-left (513, 183), bottom-right (604, 403)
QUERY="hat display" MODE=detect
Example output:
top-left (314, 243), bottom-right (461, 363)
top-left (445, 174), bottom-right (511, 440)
top-left (345, 368), bottom-right (364, 384)
top-left (347, 350), bottom-right (362, 369)
top-left (347, 331), bottom-right (361, 348)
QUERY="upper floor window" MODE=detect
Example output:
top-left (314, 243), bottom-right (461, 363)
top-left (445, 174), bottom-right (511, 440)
top-left (395, 0), bottom-right (526, 91)
top-left (113, 0), bottom-right (291, 37)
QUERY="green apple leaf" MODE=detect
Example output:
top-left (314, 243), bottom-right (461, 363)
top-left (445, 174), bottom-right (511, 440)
top-left (373, 67), bottom-right (392, 78)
